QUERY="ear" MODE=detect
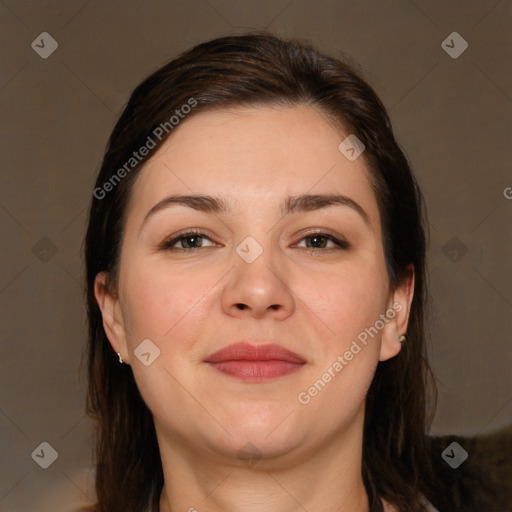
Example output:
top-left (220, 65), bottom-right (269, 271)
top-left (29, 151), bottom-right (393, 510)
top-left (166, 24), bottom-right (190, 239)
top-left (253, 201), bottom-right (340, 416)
top-left (94, 271), bottom-right (130, 364)
top-left (379, 264), bottom-right (415, 362)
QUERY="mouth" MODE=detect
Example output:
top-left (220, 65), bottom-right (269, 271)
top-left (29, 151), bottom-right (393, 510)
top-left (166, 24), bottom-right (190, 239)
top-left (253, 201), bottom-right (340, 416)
top-left (204, 342), bottom-right (306, 382)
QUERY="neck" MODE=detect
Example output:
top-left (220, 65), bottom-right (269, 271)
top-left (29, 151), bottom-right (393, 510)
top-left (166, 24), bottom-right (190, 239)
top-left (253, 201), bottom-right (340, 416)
top-left (157, 408), bottom-right (372, 512)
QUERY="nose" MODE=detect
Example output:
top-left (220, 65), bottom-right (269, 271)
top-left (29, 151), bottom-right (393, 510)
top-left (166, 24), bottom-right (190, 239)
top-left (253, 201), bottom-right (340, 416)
top-left (221, 244), bottom-right (296, 320)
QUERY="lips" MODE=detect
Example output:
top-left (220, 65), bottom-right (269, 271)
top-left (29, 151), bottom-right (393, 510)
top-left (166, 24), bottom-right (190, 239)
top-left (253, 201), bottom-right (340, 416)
top-left (206, 342), bottom-right (305, 364)
top-left (205, 342), bottom-right (306, 382)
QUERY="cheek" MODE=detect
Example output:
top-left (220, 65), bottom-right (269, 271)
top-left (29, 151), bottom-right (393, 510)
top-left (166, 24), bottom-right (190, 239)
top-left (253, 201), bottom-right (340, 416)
top-left (120, 259), bottom-right (219, 351)
top-left (296, 262), bottom-right (388, 418)
top-left (304, 261), bottom-right (388, 344)
top-left (297, 272), bottom-right (383, 426)
top-left (122, 260), bottom-right (180, 331)
top-left (119, 263), bottom-right (216, 425)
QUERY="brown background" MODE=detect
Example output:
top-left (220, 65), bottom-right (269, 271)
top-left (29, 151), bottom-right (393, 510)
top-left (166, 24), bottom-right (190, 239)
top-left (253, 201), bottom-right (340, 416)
top-left (1, 0), bottom-right (511, 510)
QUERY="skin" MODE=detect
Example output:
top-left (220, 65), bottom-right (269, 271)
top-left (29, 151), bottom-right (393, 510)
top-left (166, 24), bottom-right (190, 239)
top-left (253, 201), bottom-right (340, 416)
top-left (95, 105), bottom-right (414, 512)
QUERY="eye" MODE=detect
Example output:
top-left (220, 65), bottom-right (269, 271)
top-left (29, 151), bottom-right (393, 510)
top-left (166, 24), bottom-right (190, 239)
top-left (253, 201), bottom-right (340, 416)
top-left (295, 231), bottom-right (349, 252)
top-left (159, 229), bottom-right (349, 253)
top-left (160, 230), bottom-right (216, 251)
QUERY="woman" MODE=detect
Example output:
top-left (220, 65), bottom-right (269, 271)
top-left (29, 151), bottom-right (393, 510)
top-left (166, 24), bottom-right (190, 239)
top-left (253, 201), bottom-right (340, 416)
top-left (83, 31), bottom-right (444, 512)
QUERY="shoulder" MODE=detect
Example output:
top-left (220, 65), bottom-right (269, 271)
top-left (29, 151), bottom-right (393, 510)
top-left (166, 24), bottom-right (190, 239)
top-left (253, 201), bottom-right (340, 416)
top-left (382, 498), bottom-right (439, 512)
top-left (424, 501), bottom-right (439, 512)
top-left (427, 425), bottom-right (512, 511)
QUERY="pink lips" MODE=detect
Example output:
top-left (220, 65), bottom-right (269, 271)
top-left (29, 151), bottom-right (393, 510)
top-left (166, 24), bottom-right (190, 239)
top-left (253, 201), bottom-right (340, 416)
top-left (205, 342), bottom-right (306, 382)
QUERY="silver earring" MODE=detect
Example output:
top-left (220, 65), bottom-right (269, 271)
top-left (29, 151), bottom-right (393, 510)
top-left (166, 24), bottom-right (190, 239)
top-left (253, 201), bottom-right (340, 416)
top-left (398, 334), bottom-right (406, 343)
top-left (117, 352), bottom-right (124, 364)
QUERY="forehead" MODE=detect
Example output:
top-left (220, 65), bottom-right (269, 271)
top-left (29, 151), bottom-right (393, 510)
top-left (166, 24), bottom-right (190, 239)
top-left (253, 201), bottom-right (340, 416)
top-left (125, 105), bottom-right (380, 228)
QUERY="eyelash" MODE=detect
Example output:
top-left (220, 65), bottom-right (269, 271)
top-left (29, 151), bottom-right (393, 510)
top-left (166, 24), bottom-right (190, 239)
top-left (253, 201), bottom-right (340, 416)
top-left (159, 229), bottom-right (350, 253)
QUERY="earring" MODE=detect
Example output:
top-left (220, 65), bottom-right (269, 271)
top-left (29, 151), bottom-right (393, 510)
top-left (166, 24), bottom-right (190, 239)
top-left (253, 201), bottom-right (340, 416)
top-left (117, 352), bottom-right (124, 364)
top-left (398, 334), bottom-right (406, 343)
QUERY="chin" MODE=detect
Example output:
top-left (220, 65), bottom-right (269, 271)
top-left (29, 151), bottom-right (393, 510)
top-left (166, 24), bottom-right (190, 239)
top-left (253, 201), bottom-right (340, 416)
top-left (208, 431), bottom-right (300, 467)
top-left (204, 409), bottom-right (304, 459)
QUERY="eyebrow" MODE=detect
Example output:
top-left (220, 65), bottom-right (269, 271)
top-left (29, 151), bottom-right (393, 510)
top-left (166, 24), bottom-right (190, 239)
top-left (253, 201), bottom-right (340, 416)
top-left (141, 193), bottom-right (371, 229)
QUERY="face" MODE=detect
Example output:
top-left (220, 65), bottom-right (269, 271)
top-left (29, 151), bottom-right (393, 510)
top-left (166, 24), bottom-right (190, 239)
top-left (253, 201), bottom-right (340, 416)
top-left (95, 105), bottom-right (413, 466)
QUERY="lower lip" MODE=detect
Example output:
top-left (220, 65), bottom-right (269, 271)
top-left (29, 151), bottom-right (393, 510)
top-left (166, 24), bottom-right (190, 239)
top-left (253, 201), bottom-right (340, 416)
top-left (207, 360), bottom-right (304, 382)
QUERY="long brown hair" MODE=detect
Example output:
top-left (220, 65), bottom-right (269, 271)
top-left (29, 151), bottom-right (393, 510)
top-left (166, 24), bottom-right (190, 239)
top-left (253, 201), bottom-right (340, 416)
top-left (83, 31), bottom-right (440, 512)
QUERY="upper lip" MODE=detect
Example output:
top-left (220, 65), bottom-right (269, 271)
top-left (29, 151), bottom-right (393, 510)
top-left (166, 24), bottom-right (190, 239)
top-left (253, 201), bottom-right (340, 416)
top-left (205, 342), bottom-right (306, 364)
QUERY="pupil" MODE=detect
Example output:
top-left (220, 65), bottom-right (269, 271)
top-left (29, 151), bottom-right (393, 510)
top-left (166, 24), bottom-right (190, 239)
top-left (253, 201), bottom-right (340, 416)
top-left (309, 236), bottom-right (324, 248)
top-left (185, 236), bottom-right (199, 248)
